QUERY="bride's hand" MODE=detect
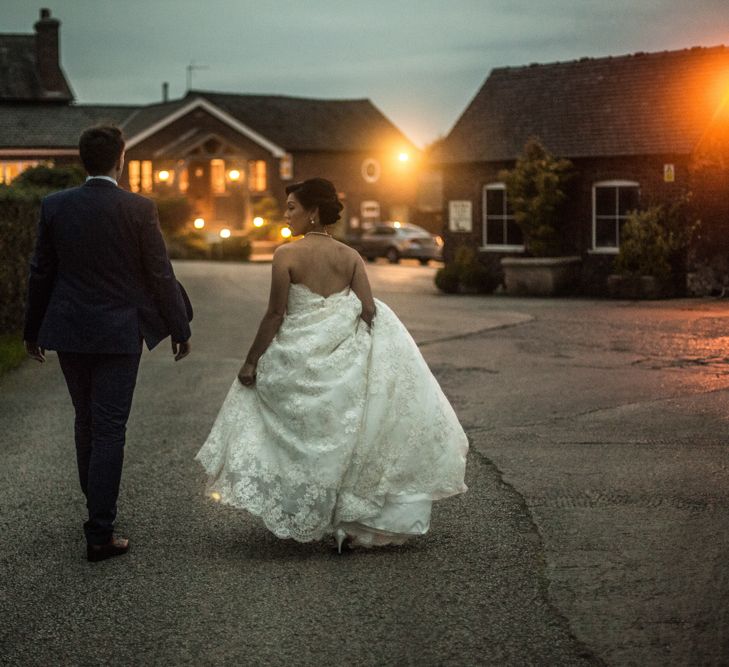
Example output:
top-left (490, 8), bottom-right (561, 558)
top-left (238, 362), bottom-right (257, 386)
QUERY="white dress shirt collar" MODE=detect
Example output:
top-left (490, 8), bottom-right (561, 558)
top-left (86, 175), bottom-right (118, 186)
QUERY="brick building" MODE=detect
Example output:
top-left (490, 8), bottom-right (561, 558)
top-left (0, 9), bottom-right (421, 235)
top-left (432, 46), bottom-right (729, 295)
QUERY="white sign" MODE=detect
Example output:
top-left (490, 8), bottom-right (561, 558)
top-left (361, 200), bottom-right (380, 219)
top-left (448, 200), bottom-right (472, 232)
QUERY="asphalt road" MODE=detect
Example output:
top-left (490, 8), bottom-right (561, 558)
top-left (2, 259), bottom-right (729, 665)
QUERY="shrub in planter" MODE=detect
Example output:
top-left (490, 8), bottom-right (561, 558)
top-left (499, 137), bottom-right (573, 257)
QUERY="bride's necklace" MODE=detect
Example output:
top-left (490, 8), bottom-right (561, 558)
top-left (305, 231), bottom-right (331, 238)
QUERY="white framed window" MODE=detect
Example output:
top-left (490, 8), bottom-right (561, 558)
top-left (592, 181), bottom-right (640, 252)
top-left (481, 183), bottom-right (523, 250)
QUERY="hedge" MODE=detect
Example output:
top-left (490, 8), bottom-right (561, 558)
top-left (0, 187), bottom-right (41, 336)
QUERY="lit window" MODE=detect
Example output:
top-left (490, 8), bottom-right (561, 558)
top-left (0, 160), bottom-right (41, 184)
top-left (128, 160), bottom-right (140, 192)
top-left (593, 181), bottom-right (640, 251)
top-left (141, 160), bottom-right (153, 193)
top-left (178, 167), bottom-right (189, 194)
top-left (211, 159), bottom-right (226, 194)
top-left (482, 183), bottom-right (523, 249)
top-left (248, 160), bottom-right (267, 192)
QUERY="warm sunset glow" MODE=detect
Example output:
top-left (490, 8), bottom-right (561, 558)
top-left (228, 169), bottom-right (241, 181)
top-left (253, 216), bottom-right (265, 227)
top-left (220, 228), bottom-right (231, 239)
top-left (193, 218), bottom-right (205, 229)
top-left (398, 152), bottom-right (410, 162)
top-left (158, 170), bottom-right (170, 182)
top-left (280, 227), bottom-right (292, 238)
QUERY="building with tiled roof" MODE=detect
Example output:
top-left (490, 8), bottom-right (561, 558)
top-left (434, 46), bottom-right (729, 295)
top-left (1, 9), bottom-right (422, 235)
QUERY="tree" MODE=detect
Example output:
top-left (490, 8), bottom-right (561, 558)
top-left (499, 137), bottom-right (573, 256)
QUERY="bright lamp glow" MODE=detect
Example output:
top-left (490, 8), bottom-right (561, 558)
top-left (220, 228), bottom-right (231, 239)
top-left (193, 218), bottom-right (205, 229)
top-left (280, 227), bottom-right (292, 238)
top-left (393, 221), bottom-right (401, 228)
top-left (398, 152), bottom-right (409, 162)
top-left (228, 169), bottom-right (241, 181)
top-left (253, 216), bottom-right (265, 227)
top-left (158, 170), bottom-right (170, 181)
top-left (210, 492), bottom-right (221, 502)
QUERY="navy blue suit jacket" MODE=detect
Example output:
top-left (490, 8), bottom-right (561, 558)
top-left (24, 179), bottom-right (191, 353)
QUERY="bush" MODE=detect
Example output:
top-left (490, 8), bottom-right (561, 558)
top-left (435, 246), bottom-right (499, 294)
top-left (218, 236), bottom-right (252, 262)
top-left (167, 231), bottom-right (210, 260)
top-left (154, 196), bottom-right (193, 237)
top-left (615, 197), bottom-right (699, 289)
top-left (0, 187), bottom-right (42, 335)
top-left (435, 264), bottom-right (459, 293)
top-left (12, 164), bottom-right (85, 192)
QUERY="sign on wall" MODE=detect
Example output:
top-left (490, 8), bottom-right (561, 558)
top-left (663, 163), bottom-right (675, 183)
top-left (448, 200), bottom-right (472, 232)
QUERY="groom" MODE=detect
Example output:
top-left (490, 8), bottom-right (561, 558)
top-left (23, 125), bottom-right (192, 562)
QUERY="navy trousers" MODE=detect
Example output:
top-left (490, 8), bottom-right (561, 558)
top-left (57, 351), bottom-right (141, 545)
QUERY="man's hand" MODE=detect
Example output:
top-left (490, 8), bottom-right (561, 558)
top-left (24, 341), bottom-right (46, 363)
top-left (171, 339), bottom-right (191, 361)
top-left (238, 361), bottom-right (257, 387)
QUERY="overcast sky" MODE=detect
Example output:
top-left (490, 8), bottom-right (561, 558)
top-left (5, 0), bottom-right (729, 146)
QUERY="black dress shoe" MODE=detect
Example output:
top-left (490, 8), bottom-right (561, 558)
top-left (86, 536), bottom-right (130, 562)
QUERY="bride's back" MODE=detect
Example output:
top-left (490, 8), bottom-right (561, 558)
top-left (287, 236), bottom-right (359, 298)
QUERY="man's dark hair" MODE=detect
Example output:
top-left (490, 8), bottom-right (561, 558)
top-left (78, 126), bottom-right (125, 175)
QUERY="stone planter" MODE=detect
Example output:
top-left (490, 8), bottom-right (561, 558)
top-left (500, 256), bottom-right (582, 296)
top-left (606, 274), bottom-right (667, 299)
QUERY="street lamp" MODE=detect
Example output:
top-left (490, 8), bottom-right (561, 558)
top-left (253, 216), bottom-right (265, 227)
top-left (193, 218), bottom-right (205, 229)
top-left (280, 227), bottom-right (292, 239)
top-left (220, 228), bottom-right (231, 239)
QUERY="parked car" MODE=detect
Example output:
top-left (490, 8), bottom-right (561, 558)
top-left (348, 222), bottom-right (444, 265)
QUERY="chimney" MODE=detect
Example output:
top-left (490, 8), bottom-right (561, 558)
top-left (34, 8), bottom-right (65, 93)
top-left (162, 81), bottom-right (169, 103)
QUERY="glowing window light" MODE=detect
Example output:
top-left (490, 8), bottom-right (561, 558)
top-left (220, 228), bottom-right (231, 239)
top-left (193, 218), bottom-right (205, 229)
top-left (280, 227), bottom-right (292, 239)
top-left (253, 217), bottom-right (265, 227)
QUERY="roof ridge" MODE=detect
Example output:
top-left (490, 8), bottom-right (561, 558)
top-left (188, 89), bottom-right (371, 103)
top-left (493, 44), bottom-right (729, 73)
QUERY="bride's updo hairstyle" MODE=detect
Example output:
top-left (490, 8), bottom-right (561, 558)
top-left (285, 178), bottom-right (343, 226)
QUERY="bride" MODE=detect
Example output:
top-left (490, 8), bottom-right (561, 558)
top-left (195, 178), bottom-right (468, 552)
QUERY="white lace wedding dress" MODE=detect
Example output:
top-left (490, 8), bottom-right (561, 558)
top-left (195, 283), bottom-right (468, 546)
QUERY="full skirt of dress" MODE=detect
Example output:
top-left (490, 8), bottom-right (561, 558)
top-left (195, 283), bottom-right (468, 545)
